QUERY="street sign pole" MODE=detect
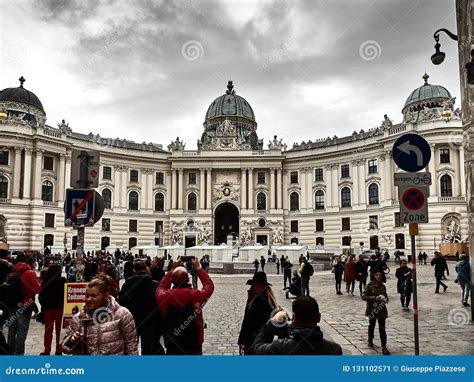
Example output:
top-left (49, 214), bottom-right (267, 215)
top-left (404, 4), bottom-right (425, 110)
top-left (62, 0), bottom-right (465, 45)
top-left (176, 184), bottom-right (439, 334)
top-left (76, 151), bottom-right (90, 260)
top-left (409, 224), bottom-right (420, 356)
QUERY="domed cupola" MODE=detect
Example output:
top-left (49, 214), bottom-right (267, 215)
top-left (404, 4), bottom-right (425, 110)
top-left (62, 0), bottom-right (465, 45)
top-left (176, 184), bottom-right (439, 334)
top-left (0, 76), bottom-right (46, 127)
top-left (199, 81), bottom-right (261, 151)
top-left (402, 73), bottom-right (457, 124)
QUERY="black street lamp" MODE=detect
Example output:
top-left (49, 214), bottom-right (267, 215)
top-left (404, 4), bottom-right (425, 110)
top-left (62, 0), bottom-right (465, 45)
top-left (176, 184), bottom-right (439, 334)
top-left (431, 28), bottom-right (458, 65)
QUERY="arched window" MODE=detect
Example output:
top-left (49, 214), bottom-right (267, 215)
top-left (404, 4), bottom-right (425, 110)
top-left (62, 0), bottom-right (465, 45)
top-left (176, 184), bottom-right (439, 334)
top-left (155, 193), bottom-right (164, 212)
top-left (257, 192), bottom-right (266, 211)
top-left (0, 176), bottom-right (8, 199)
top-left (290, 192), bottom-right (299, 211)
top-left (341, 187), bottom-right (351, 207)
top-left (128, 191), bottom-right (139, 210)
top-left (41, 180), bottom-right (53, 202)
top-left (368, 183), bottom-right (379, 205)
top-left (316, 237), bottom-right (324, 246)
top-left (102, 189), bottom-right (112, 209)
top-left (291, 237), bottom-right (299, 244)
top-left (395, 233), bottom-right (405, 249)
top-left (440, 175), bottom-right (452, 197)
top-left (315, 190), bottom-right (325, 209)
top-left (188, 192), bottom-right (197, 211)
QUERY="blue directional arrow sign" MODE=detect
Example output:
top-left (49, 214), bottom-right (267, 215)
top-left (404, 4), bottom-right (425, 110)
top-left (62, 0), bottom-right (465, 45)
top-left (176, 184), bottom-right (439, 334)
top-left (392, 133), bottom-right (431, 172)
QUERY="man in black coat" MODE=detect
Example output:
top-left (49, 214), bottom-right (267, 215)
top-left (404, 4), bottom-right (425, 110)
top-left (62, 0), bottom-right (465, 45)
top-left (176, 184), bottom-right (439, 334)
top-left (249, 296), bottom-right (342, 355)
top-left (0, 250), bottom-right (12, 284)
top-left (118, 261), bottom-right (164, 355)
top-left (431, 251), bottom-right (448, 293)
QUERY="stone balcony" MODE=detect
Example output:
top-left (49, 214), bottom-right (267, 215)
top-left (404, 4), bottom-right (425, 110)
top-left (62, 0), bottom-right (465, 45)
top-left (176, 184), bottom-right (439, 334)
top-left (43, 200), bottom-right (58, 207)
top-left (438, 196), bottom-right (466, 202)
top-left (0, 198), bottom-right (11, 204)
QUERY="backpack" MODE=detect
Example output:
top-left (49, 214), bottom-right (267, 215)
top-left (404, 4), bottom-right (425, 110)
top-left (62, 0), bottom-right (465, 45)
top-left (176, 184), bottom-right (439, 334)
top-left (303, 261), bottom-right (314, 277)
top-left (163, 303), bottom-right (199, 354)
top-left (0, 270), bottom-right (26, 306)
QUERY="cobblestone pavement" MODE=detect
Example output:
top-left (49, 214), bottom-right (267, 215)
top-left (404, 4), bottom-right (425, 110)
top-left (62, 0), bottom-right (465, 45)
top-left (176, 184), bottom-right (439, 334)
top-left (18, 262), bottom-right (474, 356)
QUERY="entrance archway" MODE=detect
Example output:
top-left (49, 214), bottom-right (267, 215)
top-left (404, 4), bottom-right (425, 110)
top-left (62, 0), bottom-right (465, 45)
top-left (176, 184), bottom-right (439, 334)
top-left (214, 202), bottom-right (239, 245)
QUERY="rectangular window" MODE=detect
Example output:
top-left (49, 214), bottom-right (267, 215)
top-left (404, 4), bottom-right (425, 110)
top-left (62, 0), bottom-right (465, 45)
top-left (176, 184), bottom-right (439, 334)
top-left (130, 169), bottom-right (139, 183)
top-left (102, 218), bottom-right (111, 231)
top-left (369, 215), bottom-right (378, 230)
top-left (44, 213), bottom-right (55, 228)
top-left (0, 151), bottom-right (9, 165)
top-left (290, 220), bottom-right (298, 233)
top-left (315, 219), bottom-right (324, 232)
top-left (341, 217), bottom-right (351, 231)
top-left (155, 220), bottom-right (163, 233)
top-left (156, 172), bottom-right (164, 185)
top-left (129, 220), bottom-right (138, 232)
top-left (43, 156), bottom-right (54, 171)
top-left (342, 236), bottom-right (352, 246)
top-left (290, 171), bottom-right (298, 184)
top-left (188, 172), bottom-right (197, 185)
top-left (440, 149), bottom-right (450, 164)
top-left (394, 212), bottom-right (404, 227)
top-left (341, 164), bottom-right (350, 178)
top-left (103, 166), bottom-right (112, 180)
top-left (368, 159), bottom-right (378, 174)
top-left (314, 168), bottom-right (323, 181)
top-left (257, 172), bottom-right (266, 184)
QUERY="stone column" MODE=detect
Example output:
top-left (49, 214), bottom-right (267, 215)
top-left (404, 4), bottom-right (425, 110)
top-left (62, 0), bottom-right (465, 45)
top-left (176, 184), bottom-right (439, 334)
top-left (171, 170), bottom-right (177, 209)
top-left (459, 147), bottom-right (466, 195)
top-left (23, 149), bottom-right (32, 199)
top-left (385, 151), bottom-right (393, 201)
top-left (306, 168), bottom-right (312, 208)
top-left (121, 167), bottom-right (128, 208)
top-left (33, 149), bottom-right (43, 199)
top-left (206, 168), bottom-right (212, 210)
top-left (140, 170), bottom-right (147, 209)
top-left (277, 168), bottom-right (282, 209)
top-left (147, 170), bottom-right (153, 209)
top-left (241, 168), bottom-right (247, 209)
top-left (453, 148), bottom-right (461, 196)
top-left (166, 170), bottom-right (172, 210)
top-left (57, 153), bottom-right (66, 202)
top-left (379, 154), bottom-right (387, 202)
top-left (113, 167), bottom-right (122, 208)
top-left (64, 152), bottom-right (71, 194)
top-left (178, 169), bottom-right (184, 210)
top-left (270, 168), bottom-right (276, 210)
top-left (358, 161), bottom-right (366, 205)
top-left (428, 144), bottom-right (437, 197)
top-left (282, 170), bottom-right (288, 210)
top-left (248, 168), bottom-right (254, 210)
top-left (352, 160), bottom-right (359, 205)
top-left (200, 168), bottom-right (206, 210)
top-left (12, 147), bottom-right (22, 198)
top-left (300, 169), bottom-right (306, 209)
top-left (332, 165), bottom-right (338, 207)
top-left (325, 165), bottom-right (332, 207)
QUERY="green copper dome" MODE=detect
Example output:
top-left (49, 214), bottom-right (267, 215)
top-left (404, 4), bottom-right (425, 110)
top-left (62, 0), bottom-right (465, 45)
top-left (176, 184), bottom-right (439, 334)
top-left (205, 81), bottom-right (255, 122)
top-left (403, 73), bottom-right (451, 112)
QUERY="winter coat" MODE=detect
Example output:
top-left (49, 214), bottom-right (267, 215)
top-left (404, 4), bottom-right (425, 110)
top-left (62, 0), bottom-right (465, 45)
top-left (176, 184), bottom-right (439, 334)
top-left (249, 321), bottom-right (342, 355)
top-left (39, 277), bottom-right (67, 310)
top-left (118, 272), bottom-right (159, 327)
top-left (156, 268), bottom-right (214, 345)
top-left (395, 266), bottom-right (412, 295)
top-left (238, 293), bottom-right (274, 353)
top-left (0, 259), bottom-right (12, 284)
top-left (355, 260), bottom-right (368, 281)
top-left (344, 261), bottom-right (357, 283)
top-left (362, 281), bottom-right (389, 319)
top-left (431, 257), bottom-right (448, 273)
top-left (455, 260), bottom-right (471, 284)
top-left (123, 261), bottom-right (134, 280)
top-left (333, 262), bottom-right (344, 276)
top-left (150, 266), bottom-right (165, 283)
top-left (11, 262), bottom-right (41, 305)
top-left (62, 296), bottom-right (138, 355)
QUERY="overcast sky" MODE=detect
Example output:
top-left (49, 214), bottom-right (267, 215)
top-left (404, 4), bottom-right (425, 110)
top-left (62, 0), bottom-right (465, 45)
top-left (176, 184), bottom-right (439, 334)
top-left (0, 0), bottom-right (460, 150)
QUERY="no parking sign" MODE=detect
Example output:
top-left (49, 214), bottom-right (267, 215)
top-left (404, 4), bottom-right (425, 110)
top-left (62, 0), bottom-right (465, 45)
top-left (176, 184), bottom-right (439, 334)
top-left (398, 186), bottom-right (429, 223)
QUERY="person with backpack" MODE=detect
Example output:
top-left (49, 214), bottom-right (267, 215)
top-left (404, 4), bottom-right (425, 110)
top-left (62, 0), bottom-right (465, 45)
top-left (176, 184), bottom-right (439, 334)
top-left (299, 258), bottom-right (314, 296)
top-left (455, 254), bottom-right (471, 307)
top-left (39, 264), bottom-right (67, 355)
top-left (156, 258), bottom-right (214, 355)
top-left (5, 254), bottom-right (40, 355)
top-left (118, 261), bottom-right (164, 355)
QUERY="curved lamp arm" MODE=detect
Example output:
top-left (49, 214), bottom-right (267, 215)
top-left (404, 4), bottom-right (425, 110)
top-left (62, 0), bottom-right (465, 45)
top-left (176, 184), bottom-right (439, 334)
top-left (433, 28), bottom-right (458, 42)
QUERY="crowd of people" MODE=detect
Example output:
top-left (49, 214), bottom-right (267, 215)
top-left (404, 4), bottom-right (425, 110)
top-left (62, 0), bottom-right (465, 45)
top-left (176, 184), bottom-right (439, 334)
top-left (0, 247), bottom-right (470, 356)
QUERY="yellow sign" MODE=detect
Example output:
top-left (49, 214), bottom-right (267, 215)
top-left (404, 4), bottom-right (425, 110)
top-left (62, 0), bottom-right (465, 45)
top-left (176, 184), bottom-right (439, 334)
top-left (62, 282), bottom-right (87, 329)
top-left (409, 223), bottom-right (419, 236)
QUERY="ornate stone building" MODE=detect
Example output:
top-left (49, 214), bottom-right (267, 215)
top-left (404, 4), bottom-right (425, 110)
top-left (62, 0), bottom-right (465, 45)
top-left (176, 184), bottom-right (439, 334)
top-left (0, 77), bottom-right (468, 254)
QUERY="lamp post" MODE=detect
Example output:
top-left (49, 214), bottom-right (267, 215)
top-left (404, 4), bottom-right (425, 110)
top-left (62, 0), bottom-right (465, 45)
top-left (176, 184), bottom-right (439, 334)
top-left (63, 232), bottom-right (67, 256)
top-left (430, 28), bottom-right (458, 65)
